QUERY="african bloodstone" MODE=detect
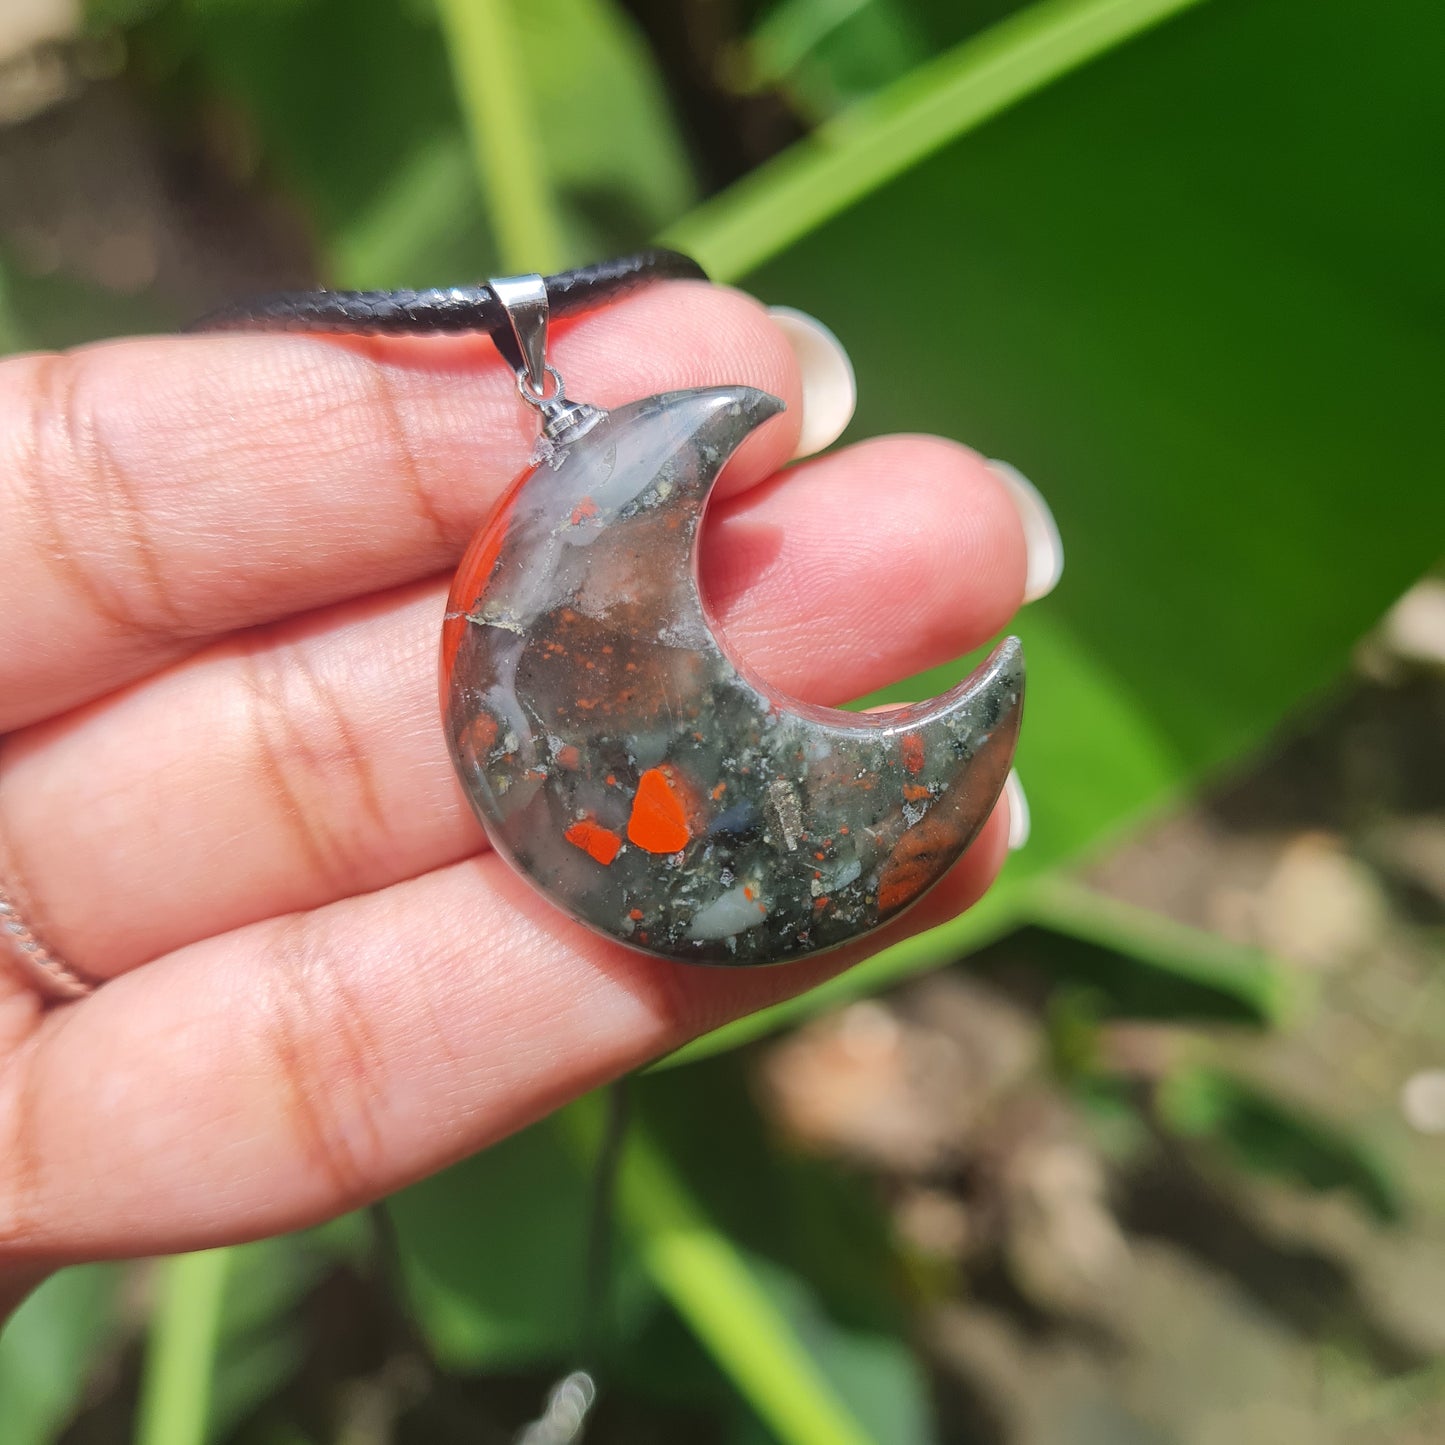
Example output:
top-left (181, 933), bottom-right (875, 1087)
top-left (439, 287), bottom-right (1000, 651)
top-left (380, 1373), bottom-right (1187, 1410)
top-left (441, 386), bottom-right (1024, 966)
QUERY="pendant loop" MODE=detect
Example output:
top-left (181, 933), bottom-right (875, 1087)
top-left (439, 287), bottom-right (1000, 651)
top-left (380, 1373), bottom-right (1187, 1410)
top-left (516, 363), bottom-right (565, 407)
top-left (489, 273), bottom-right (551, 396)
top-left (489, 271), bottom-right (606, 450)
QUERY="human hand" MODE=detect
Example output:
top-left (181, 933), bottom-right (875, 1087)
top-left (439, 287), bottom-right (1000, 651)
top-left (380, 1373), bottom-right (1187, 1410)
top-left (0, 282), bottom-right (1033, 1290)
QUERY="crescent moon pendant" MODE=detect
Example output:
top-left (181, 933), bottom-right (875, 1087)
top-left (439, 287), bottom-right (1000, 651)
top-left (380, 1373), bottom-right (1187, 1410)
top-left (442, 385), bottom-right (1024, 966)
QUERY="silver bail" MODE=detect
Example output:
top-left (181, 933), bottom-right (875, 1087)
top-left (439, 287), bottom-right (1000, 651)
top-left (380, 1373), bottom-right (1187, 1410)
top-left (489, 273), bottom-right (551, 396)
top-left (488, 271), bottom-right (605, 451)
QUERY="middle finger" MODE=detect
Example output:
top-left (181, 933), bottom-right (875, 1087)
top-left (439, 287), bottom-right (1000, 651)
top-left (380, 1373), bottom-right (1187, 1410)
top-left (0, 435), bottom-right (1026, 977)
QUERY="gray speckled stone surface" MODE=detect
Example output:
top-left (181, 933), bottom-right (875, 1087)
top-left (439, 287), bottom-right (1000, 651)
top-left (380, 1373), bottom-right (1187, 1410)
top-left (442, 386), bottom-right (1024, 965)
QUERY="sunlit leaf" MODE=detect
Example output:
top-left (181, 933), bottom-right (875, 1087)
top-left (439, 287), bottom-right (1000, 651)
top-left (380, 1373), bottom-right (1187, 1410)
top-left (205, 1232), bottom-right (348, 1441)
top-left (516, 0), bottom-right (697, 264)
top-left (84, 0), bottom-right (168, 30)
top-left (170, 0), bottom-right (474, 249)
top-left (393, 1065), bottom-right (927, 1439)
top-left (670, 0), bottom-right (1445, 1045)
top-left (668, 0), bottom-right (1211, 278)
top-left (435, 0), bottom-right (564, 271)
top-left (133, 1226), bottom-right (365, 1445)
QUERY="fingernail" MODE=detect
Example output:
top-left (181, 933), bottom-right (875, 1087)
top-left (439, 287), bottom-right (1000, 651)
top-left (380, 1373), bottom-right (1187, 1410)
top-left (768, 306), bottom-right (856, 459)
top-left (988, 460), bottom-right (1064, 603)
top-left (1004, 769), bottom-right (1030, 851)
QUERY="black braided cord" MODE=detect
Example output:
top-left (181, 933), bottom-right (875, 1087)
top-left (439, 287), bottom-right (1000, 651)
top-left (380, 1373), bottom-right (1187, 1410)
top-left (189, 248), bottom-right (707, 350)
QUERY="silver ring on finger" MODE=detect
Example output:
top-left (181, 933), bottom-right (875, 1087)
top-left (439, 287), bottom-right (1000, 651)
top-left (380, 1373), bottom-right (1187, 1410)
top-left (0, 882), bottom-right (96, 1002)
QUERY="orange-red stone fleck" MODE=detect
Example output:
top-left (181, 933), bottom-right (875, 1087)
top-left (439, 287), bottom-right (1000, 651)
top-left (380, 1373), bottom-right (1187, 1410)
top-left (564, 819), bottom-right (623, 866)
top-left (902, 732), bottom-right (926, 775)
top-left (628, 767), bottom-right (691, 854)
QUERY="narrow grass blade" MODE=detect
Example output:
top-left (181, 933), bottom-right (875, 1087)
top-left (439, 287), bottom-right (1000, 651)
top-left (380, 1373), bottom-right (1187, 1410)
top-left (134, 1249), bottom-right (233, 1445)
top-left (435, 0), bottom-right (565, 272)
top-left (562, 1102), bottom-right (876, 1445)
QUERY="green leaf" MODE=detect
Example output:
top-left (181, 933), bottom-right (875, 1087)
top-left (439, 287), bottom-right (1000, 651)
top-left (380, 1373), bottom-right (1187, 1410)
top-left (389, 1116), bottom-right (653, 1371)
top-left (399, 1091), bottom-right (886, 1442)
top-left (132, 1228), bottom-right (355, 1445)
top-left (435, 0), bottom-right (700, 272)
top-left (135, 1249), bottom-right (233, 1445)
top-left (1017, 876), bottom-right (1294, 1026)
top-left (167, 0), bottom-right (481, 257)
top-left (729, 1255), bottom-right (932, 1445)
top-left (145, 0), bottom-right (695, 288)
top-left (746, 0), bottom-right (933, 119)
top-left (667, 0), bottom-right (1211, 279)
top-left (435, 0), bottom-right (566, 272)
top-left (0, 260), bottom-right (22, 355)
top-left (0, 1266), bottom-right (121, 1445)
top-left (519, 0), bottom-right (698, 264)
top-left (205, 1231), bottom-right (346, 1441)
top-left (393, 1071), bottom-right (927, 1439)
top-left (669, 0), bottom-right (1445, 1045)
top-left (627, 1060), bottom-right (933, 1443)
top-left (561, 1095), bottom-right (882, 1445)
top-left (1158, 1066), bottom-right (1406, 1223)
top-left (331, 133), bottom-right (490, 291)
top-left (84, 0), bottom-right (167, 31)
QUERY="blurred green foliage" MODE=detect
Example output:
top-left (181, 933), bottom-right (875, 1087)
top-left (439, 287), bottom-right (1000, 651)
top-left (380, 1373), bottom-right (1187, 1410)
top-left (2, 0), bottom-right (1442, 1440)
top-left (1159, 1066), bottom-right (1404, 1225)
top-left (0, 1267), bottom-right (121, 1445)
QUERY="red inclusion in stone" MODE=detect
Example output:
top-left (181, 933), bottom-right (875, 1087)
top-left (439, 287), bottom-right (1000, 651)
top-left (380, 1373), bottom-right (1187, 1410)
top-left (440, 464), bottom-right (534, 704)
top-left (877, 814), bottom-right (960, 914)
top-left (564, 819), bottom-right (623, 866)
top-left (628, 767), bottom-right (692, 854)
top-left (901, 732), bottom-right (926, 775)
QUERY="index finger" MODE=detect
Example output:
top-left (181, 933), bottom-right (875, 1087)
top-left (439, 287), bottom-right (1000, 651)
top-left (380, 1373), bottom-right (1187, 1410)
top-left (0, 282), bottom-right (802, 731)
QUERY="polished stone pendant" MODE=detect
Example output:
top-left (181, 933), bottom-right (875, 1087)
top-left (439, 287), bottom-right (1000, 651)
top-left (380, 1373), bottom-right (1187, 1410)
top-left (441, 279), bottom-right (1023, 966)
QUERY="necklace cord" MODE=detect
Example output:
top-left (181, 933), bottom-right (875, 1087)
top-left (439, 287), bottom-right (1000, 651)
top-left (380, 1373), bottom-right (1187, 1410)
top-left (187, 249), bottom-right (708, 376)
